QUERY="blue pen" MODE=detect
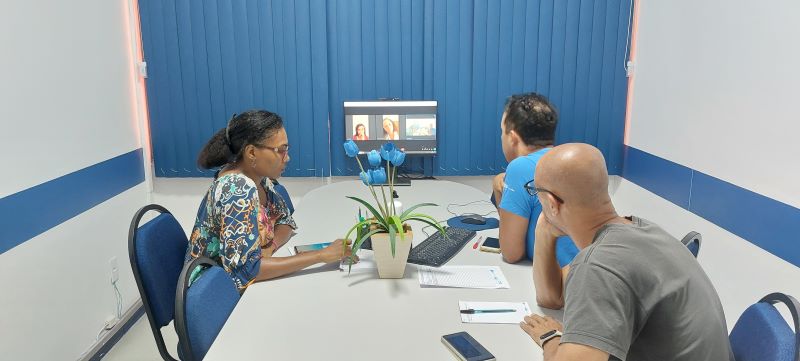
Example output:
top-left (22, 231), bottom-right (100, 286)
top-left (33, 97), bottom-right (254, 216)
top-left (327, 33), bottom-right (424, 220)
top-left (460, 309), bottom-right (516, 314)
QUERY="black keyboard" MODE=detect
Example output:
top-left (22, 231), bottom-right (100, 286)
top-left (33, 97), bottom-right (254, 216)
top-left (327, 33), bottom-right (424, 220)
top-left (407, 227), bottom-right (477, 267)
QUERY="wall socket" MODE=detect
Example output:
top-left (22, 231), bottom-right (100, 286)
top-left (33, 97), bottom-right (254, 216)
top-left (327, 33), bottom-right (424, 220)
top-left (109, 256), bottom-right (119, 283)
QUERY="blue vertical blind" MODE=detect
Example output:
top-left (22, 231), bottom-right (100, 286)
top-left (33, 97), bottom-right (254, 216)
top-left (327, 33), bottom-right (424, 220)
top-left (140, 0), bottom-right (631, 177)
top-left (139, 0), bottom-right (330, 177)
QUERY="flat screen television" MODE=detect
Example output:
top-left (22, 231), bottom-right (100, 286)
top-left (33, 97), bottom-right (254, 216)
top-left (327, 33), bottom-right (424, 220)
top-left (344, 100), bottom-right (437, 154)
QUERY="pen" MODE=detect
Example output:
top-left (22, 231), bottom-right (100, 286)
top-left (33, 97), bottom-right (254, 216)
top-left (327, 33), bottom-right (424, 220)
top-left (460, 309), bottom-right (517, 314)
top-left (472, 236), bottom-right (483, 250)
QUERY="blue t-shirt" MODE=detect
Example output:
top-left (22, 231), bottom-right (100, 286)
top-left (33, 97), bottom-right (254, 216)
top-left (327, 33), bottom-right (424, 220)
top-left (498, 148), bottom-right (579, 267)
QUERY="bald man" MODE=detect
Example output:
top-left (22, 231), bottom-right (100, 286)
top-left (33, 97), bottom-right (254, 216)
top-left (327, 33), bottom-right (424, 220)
top-left (520, 144), bottom-right (733, 361)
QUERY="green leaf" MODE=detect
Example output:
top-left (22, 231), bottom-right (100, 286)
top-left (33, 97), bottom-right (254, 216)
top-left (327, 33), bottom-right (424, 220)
top-left (405, 214), bottom-right (447, 237)
top-left (346, 196), bottom-right (386, 225)
top-left (388, 215), bottom-right (405, 242)
top-left (343, 218), bottom-right (379, 241)
top-left (388, 222), bottom-right (396, 257)
top-left (399, 202), bottom-right (438, 220)
top-left (347, 228), bottom-right (383, 274)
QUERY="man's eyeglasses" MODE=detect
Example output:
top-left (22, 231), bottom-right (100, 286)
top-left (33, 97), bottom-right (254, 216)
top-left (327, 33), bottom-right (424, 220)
top-left (524, 180), bottom-right (564, 203)
top-left (256, 144), bottom-right (290, 160)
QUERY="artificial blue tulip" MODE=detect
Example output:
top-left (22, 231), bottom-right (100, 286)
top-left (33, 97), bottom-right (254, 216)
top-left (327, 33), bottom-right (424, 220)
top-left (343, 140), bottom-right (360, 158)
top-left (371, 168), bottom-right (387, 185)
top-left (380, 142), bottom-right (396, 160)
top-left (359, 171), bottom-right (372, 186)
top-left (368, 150), bottom-right (381, 167)
top-left (390, 150), bottom-right (406, 167)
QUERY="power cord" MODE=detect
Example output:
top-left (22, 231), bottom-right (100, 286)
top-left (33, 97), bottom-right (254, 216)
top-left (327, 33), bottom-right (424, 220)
top-left (112, 281), bottom-right (123, 320)
top-left (446, 200), bottom-right (498, 218)
top-left (421, 219), bottom-right (449, 238)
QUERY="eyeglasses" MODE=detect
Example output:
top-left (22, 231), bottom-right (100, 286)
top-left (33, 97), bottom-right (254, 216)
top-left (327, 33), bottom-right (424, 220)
top-left (255, 144), bottom-right (290, 160)
top-left (524, 180), bottom-right (564, 204)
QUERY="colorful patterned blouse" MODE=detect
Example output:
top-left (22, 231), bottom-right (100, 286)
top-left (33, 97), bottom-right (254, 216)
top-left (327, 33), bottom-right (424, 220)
top-left (186, 173), bottom-right (296, 291)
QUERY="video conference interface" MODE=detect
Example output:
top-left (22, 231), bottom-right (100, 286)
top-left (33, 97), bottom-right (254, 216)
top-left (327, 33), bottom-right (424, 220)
top-left (344, 101), bottom-right (438, 154)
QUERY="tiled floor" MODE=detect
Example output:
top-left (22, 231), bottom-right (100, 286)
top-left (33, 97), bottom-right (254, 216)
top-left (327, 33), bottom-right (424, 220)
top-left (102, 175), bottom-right (493, 360)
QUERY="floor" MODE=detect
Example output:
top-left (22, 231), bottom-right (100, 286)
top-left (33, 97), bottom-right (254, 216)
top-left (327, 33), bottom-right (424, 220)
top-left (102, 175), bottom-right (493, 361)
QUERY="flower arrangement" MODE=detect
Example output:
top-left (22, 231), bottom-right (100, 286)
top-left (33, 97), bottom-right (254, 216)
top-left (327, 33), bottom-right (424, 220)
top-left (341, 140), bottom-right (445, 273)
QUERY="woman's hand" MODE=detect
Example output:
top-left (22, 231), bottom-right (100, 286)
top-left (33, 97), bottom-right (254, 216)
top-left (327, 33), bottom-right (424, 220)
top-left (316, 239), bottom-right (355, 264)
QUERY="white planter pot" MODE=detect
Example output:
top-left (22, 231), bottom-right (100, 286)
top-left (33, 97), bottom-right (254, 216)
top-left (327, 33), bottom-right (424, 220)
top-left (370, 229), bottom-right (413, 279)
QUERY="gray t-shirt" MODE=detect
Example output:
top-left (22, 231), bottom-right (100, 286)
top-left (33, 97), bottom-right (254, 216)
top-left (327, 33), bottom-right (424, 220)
top-left (560, 217), bottom-right (734, 361)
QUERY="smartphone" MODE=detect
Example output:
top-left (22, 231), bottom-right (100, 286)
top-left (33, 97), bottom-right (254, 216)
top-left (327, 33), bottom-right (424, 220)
top-left (441, 332), bottom-right (495, 361)
top-left (479, 237), bottom-right (501, 253)
top-left (293, 242), bottom-right (331, 254)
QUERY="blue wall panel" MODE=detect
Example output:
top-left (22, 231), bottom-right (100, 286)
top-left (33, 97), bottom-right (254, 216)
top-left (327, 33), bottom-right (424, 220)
top-left (623, 145), bottom-right (800, 268)
top-left (140, 0), bottom-right (631, 177)
top-left (0, 150), bottom-right (145, 255)
top-left (622, 146), bottom-right (693, 209)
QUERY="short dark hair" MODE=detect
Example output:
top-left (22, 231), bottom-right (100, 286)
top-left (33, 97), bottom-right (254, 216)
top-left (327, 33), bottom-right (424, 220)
top-left (502, 93), bottom-right (558, 146)
top-left (197, 110), bottom-right (284, 169)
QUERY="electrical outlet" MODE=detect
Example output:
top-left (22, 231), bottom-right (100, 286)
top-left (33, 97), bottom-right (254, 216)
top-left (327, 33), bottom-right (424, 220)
top-left (109, 257), bottom-right (119, 283)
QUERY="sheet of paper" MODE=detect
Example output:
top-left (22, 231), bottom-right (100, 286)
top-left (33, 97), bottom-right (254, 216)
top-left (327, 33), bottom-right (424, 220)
top-left (418, 266), bottom-right (510, 289)
top-left (459, 301), bottom-right (531, 324)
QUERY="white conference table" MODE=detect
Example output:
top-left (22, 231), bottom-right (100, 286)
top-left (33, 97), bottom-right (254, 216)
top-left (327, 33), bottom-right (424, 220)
top-left (205, 180), bottom-right (559, 360)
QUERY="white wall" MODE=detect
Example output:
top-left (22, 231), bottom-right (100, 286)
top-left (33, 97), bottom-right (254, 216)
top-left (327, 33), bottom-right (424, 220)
top-left (627, 0), bottom-right (800, 209)
top-left (0, 0), bottom-right (149, 359)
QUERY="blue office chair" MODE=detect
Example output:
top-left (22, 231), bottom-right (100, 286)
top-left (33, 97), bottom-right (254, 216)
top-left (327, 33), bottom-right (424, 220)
top-left (729, 292), bottom-right (800, 361)
top-left (175, 256), bottom-right (240, 361)
top-left (271, 179), bottom-right (294, 215)
top-left (128, 204), bottom-right (188, 361)
top-left (681, 231), bottom-right (702, 257)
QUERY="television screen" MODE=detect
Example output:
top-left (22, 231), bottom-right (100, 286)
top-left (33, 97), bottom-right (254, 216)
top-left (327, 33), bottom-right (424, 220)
top-left (344, 100), bottom-right (437, 154)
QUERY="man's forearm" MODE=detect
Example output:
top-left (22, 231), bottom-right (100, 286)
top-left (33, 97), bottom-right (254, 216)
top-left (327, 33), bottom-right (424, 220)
top-left (542, 337), bottom-right (561, 361)
top-left (493, 189), bottom-right (503, 208)
top-left (533, 231), bottom-right (564, 309)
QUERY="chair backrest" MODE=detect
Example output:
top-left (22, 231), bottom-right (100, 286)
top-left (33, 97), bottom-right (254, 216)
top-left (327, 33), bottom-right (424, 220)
top-left (730, 292), bottom-right (800, 361)
top-left (272, 181), bottom-right (294, 215)
top-left (680, 231), bottom-right (702, 257)
top-left (175, 256), bottom-right (240, 361)
top-left (128, 204), bottom-right (188, 361)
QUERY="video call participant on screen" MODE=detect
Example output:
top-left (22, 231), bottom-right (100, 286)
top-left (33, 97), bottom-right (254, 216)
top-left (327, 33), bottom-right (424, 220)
top-left (353, 123), bottom-right (368, 140)
top-left (493, 93), bottom-right (579, 269)
top-left (520, 143), bottom-right (733, 361)
top-left (189, 110), bottom-right (353, 291)
top-left (382, 117), bottom-right (399, 140)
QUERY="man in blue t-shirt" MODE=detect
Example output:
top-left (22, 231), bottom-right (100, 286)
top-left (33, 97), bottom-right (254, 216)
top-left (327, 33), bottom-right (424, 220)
top-left (492, 93), bottom-right (579, 270)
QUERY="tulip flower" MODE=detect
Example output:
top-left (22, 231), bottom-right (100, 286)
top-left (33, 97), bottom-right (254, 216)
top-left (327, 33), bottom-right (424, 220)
top-left (368, 150), bottom-right (381, 167)
top-left (390, 150), bottom-right (406, 167)
top-left (359, 171), bottom-right (372, 186)
top-left (343, 140), bottom-right (360, 158)
top-left (380, 142), bottom-right (396, 161)
top-left (371, 167), bottom-right (387, 185)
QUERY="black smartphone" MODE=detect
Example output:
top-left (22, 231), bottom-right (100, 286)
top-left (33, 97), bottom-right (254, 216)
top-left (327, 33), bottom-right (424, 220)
top-left (441, 332), bottom-right (495, 361)
top-left (480, 237), bottom-right (500, 253)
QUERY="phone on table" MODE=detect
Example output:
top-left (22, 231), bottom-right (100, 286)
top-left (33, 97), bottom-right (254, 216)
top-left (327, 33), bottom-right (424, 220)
top-left (441, 332), bottom-right (495, 361)
top-left (479, 237), bottom-right (500, 253)
top-left (293, 242), bottom-right (331, 254)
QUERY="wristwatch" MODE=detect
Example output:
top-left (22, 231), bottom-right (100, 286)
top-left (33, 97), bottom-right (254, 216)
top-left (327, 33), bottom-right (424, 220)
top-left (538, 330), bottom-right (563, 348)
